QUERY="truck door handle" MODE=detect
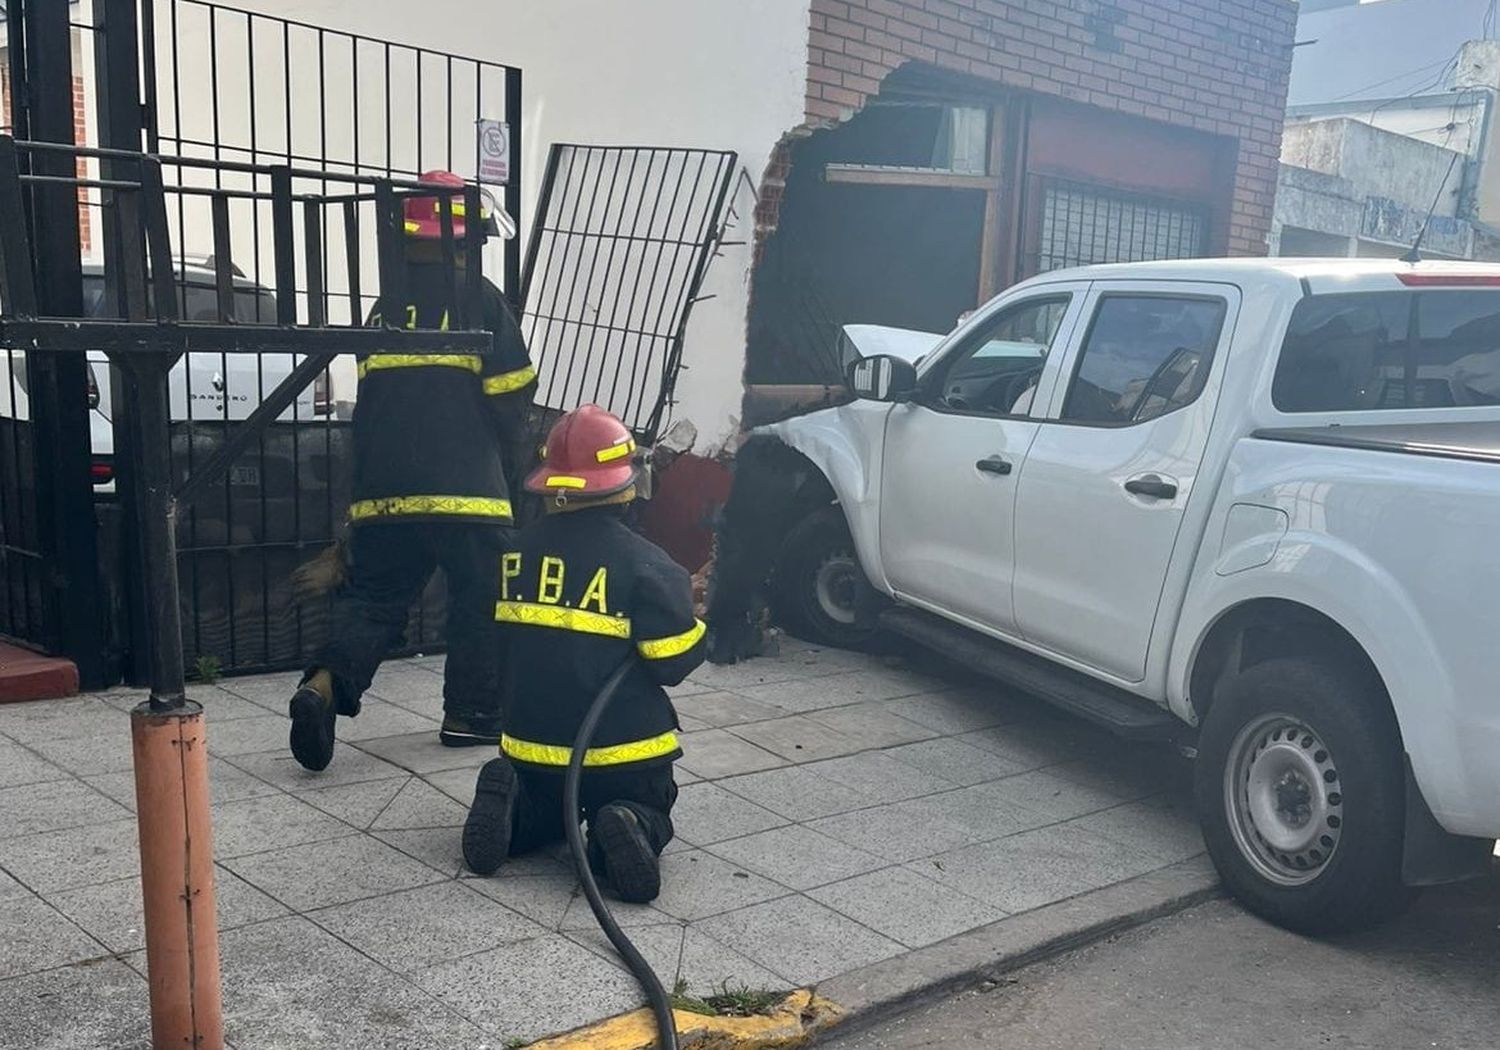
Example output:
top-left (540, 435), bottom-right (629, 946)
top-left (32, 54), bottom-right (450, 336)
top-left (1124, 475), bottom-right (1177, 500)
top-left (976, 455), bottom-right (1013, 476)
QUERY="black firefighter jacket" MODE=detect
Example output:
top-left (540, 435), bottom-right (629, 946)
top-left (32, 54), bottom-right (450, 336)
top-left (351, 260), bottom-right (535, 526)
top-left (497, 508), bottom-right (707, 772)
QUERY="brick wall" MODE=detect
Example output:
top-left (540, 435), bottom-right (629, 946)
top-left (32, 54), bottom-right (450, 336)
top-left (801, 0), bottom-right (1296, 256)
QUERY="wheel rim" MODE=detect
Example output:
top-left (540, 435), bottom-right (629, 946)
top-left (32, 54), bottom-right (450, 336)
top-left (813, 550), bottom-right (859, 626)
top-left (1223, 713), bottom-right (1343, 886)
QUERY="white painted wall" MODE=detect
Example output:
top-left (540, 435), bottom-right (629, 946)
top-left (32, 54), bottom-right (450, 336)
top-left (151, 0), bottom-right (812, 452)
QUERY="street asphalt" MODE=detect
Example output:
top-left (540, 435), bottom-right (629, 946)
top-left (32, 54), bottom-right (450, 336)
top-left (817, 870), bottom-right (1500, 1050)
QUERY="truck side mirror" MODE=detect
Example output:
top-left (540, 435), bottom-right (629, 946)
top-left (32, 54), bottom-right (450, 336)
top-left (845, 354), bottom-right (917, 402)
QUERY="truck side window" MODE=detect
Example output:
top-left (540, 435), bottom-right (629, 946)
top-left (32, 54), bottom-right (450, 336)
top-left (1062, 295), bottom-right (1226, 425)
top-left (925, 295), bottom-right (1071, 417)
top-left (1274, 291), bottom-right (1500, 411)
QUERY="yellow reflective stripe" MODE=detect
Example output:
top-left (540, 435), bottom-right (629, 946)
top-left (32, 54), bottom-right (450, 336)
top-left (483, 365), bottom-right (537, 395)
top-left (637, 619), bottom-right (706, 660)
top-left (495, 600), bottom-right (632, 639)
top-left (403, 220), bottom-right (421, 233)
top-left (350, 495), bottom-right (513, 521)
top-left (543, 475), bottom-right (588, 489)
top-left (596, 437), bottom-right (636, 463)
top-left (358, 354), bottom-right (483, 379)
top-left (502, 731), bottom-right (679, 768)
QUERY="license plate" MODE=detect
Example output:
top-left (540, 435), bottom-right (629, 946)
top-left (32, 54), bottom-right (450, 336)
top-left (229, 464), bottom-right (260, 486)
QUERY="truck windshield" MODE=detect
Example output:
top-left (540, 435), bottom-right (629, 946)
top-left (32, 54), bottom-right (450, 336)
top-left (1274, 290), bottom-right (1500, 412)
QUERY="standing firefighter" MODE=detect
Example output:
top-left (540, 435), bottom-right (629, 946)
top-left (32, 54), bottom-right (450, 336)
top-left (462, 405), bottom-right (705, 903)
top-left (289, 171), bottom-right (536, 772)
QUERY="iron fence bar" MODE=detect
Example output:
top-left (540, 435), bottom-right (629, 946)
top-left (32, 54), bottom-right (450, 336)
top-left (572, 149), bottom-right (637, 410)
top-left (174, 352), bottom-right (336, 506)
top-left (343, 199), bottom-right (362, 320)
top-left (596, 149), bottom-right (653, 411)
top-left (504, 65), bottom-right (523, 305)
top-left (548, 146), bottom-right (605, 412)
top-left (271, 167), bottom-right (297, 325)
top-left (465, 182), bottom-right (483, 328)
top-left (0, 139), bottom-right (39, 317)
top-left (605, 150), bottom-right (670, 413)
top-left (304, 201), bottom-right (326, 327)
top-left (374, 179), bottom-right (406, 321)
top-left (211, 196), bottom-right (234, 321)
top-left (0, 322), bottom-right (491, 354)
top-left (519, 143), bottom-right (563, 310)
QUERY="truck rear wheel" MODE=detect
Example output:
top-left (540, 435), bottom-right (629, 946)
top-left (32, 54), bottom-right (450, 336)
top-left (1195, 656), bottom-right (1415, 934)
top-left (770, 506), bottom-right (880, 650)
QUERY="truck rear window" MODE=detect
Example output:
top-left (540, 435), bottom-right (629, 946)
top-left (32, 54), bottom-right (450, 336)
top-left (1273, 291), bottom-right (1500, 412)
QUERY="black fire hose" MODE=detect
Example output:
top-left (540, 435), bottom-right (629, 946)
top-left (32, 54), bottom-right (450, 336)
top-left (563, 659), bottom-right (680, 1050)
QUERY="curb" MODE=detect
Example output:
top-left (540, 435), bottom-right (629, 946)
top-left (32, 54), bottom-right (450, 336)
top-left (528, 856), bottom-right (1220, 1048)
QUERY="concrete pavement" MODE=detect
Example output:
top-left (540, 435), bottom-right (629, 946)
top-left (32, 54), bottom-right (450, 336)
top-left (817, 875), bottom-right (1500, 1050)
top-left (0, 640), bottom-right (1207, 1048)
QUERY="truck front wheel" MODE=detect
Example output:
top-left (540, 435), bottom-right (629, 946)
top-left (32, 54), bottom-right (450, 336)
top-left (1195, 656), bottom-right (1415, 934)
top-left (770, 506), bottom-right (881, 650)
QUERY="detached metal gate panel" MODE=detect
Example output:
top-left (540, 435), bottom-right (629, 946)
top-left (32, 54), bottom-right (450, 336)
top-left (1034, 178), bottom-right (1208, 274)
top-left (520, 145), bottom-right (736, 444)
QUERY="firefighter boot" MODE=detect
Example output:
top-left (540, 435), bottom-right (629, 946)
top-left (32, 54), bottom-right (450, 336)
top-left (438, 715), bottom-right (504, 748)
top-left (462, 757), bottom-right (518, 876)
top-left (591, 804), bottom-right (661, 904)
top-left (288, 671), bottom-right (337, 772)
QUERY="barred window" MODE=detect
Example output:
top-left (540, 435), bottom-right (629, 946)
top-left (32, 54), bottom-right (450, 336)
top-left (1036, 180), bottom-right (1208, 274)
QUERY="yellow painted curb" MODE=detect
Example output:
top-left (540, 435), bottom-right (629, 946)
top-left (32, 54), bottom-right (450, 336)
top-left (526, 989), bottom-right (845, 1050)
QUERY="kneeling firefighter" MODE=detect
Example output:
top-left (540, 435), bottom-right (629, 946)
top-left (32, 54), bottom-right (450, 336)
top-left (289, 171), bottom-right (537, 772)
top-left (461, 405), bottom-right (706, 903)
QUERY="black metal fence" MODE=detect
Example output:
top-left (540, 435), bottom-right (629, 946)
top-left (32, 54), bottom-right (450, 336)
top-left (520, 145), bottom-right (737, 444)
top-left (0, 0), bottom-right (523, 680)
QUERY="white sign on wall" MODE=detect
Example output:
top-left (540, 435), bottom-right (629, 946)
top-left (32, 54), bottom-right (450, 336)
top-left (477, 119), bottom-right (510, 185)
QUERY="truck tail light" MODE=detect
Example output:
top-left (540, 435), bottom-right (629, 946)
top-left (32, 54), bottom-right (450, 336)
top-left (1396, 273), bottom-right (1500, 287)
top-left (90, 458), bottom-right (114, 485)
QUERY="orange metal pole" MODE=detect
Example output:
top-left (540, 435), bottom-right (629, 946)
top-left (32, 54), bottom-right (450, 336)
top-left (131, 699), bottom-right (225, 1050)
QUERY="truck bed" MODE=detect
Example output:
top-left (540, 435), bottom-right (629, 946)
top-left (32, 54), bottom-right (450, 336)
top-left (1252, 421), bottom-right (1500, 466)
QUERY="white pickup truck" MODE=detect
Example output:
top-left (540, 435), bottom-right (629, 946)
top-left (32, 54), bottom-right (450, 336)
top-left (748, 258), bottom-right (1500, 933)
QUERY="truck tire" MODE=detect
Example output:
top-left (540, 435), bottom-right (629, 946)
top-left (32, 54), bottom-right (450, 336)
top-left (1195, 656), bottom-right (1415, 934)
top-left (770, 506), bottom-right (880, 650)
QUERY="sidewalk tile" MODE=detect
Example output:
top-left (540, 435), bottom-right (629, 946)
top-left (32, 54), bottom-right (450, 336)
top-left (372, 828), bottom-right (467, 878)
top-left (963, 768), bottom-right (1123, 823)
top-left (727, 714), bottom-right (877, 764)
top-left (0, 818), bottom-right (141, 892)
top-left (311, 881), bottom-right (546, 972)
top-left (369, 777), bottom-right (469, 830)
top-left (48, 866), bottom-right (287, 954)
top-left (566, 922), bottom-right (685, 982)
top-left (915, 784), bottom-right (1055, 842)
top-left (881, 736), bottom-right (1030, 787)
top-left (28, 729), bottom-right (135, 776)
top-left (349, 731), bottom-right (493, 775)
top-left (302, 776), bottom-right (410, 829)
top-left (884, 689), bottom-right (1016, 735)
top-left (0, 895), bottom-right (105, 978)
top-left (0, 959), bottom-right (147, 1050)
top-left (651, 849), bottom-right (792, 921)
top-left (805, 752), bottom-right (958, 803)
top-left (558, 894), bottom-right (676, 932)
top-left (687, 656), bottom-right (846, 692)
top-left (0, 737), bottom-right (72, 788)
top-left (329, 699), bottom-right (441, 742)
top-left (0, 868), bottom-right (28, 900)
top-left (415, 934), bottom-right (642, 1044)
top-left (698, 895), bottom-right (903, 986)
top-left (225, 741), bottom-right (408, 791)
top-left (224, 834), bottom-right (444, 911)
top-left (221, 916), bottom-right (485, 1049)
top-left (206, 714), bottom-right (296, 757)
top-left (217, 671), bottom-right (303, 707)
top-left (212, 793), bottom-right (356, 859)
top-left (676, 729), bottom-right (787, 779)
top-left (804, 702), bottom-right (937, 748)
top-left (809, 866), bottom-right (1007, 949)
top-left (1066, 795), bottom-right (1204, 864)
top-left (707, 825), bottom-right (887, 890)
top-left (0, 697), bottom-right (125, 744)
top-left (420, 767), bottom-right (480, 807)
top-left (736, 669), bottom-right (936, 713)
top-left (672, 691), bottom-right (789, 727)
top-left (466, 871), bottom-right (577, 929)
top-left (958, 717), bottom-right (1107, 770)
top-left (677, 927), bottom-right (789, 994)
top-left (1052, 748), bottom-right (1192, 801)
top-left (806, 796), bottom-right (986, 863)
top-left (670, 782), bottom-right (790, 846)
top-left (907, 822), bottom-right (1163, 914)
top-left (0, 778), bottom-right (131, 839)
top-left (715, 765), bottom-right (871, 820)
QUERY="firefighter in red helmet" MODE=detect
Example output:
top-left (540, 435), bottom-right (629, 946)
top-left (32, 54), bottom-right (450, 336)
top-left (462, 405), bottom-right (705, 903)
top-left (288, 171), bottom-right (535, 772)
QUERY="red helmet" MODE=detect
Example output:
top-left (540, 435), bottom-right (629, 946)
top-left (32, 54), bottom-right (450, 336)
top-left (525, 404), bottom-right (638, 499)
top-left (403, 170), bottom-right (506, 241)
